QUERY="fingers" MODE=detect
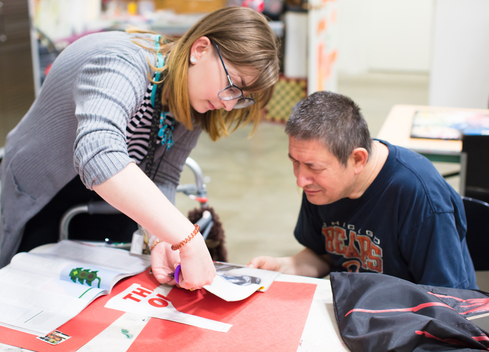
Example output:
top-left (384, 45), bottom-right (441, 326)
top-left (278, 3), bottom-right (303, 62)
top-left (177, 263), bottom-right (215, 290)
top-left (152, 271), bottom-right (202, 291)
top-left (152, 269), bottom-right (176, 285)
top-left (246, 257), bottom-right (259, 268)
top-left (247, 256), bottom-right (280, 271)
top-left (247, 256), bottom-right (268, 269)
top-left (177, 271), bottom-right (214, 290)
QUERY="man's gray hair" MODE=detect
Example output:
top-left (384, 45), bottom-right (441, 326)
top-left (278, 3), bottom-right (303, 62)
top-left (285, 91), bottom-right (372, 166)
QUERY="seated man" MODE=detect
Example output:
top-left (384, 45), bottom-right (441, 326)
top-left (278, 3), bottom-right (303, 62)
top-left (249, 91), bottom-right (477, 289)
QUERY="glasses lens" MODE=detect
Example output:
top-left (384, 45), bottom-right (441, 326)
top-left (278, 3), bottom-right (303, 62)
top-left (234, 97), bottom-right (255, 109)
top-left (219, 86), bottom-right (242, 100)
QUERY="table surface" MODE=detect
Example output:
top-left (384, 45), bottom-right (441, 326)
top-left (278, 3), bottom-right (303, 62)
top-left (0, 247), bottom-right (349, 352)
top-left (377, 104), bottom-right (489, 155)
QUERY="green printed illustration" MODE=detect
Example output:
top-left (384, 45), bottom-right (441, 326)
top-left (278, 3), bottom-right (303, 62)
top-left (69, 267), bottom-right (101, 288)
top-left (121, 329), bottom-right (133, 339)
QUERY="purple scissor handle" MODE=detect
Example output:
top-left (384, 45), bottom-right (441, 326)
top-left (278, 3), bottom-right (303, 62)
top-left (173, 264), bottom-right (181, 285)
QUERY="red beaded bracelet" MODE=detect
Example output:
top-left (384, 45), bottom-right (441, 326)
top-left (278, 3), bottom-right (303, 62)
top-left (171, 224), bottom-right (200, 251)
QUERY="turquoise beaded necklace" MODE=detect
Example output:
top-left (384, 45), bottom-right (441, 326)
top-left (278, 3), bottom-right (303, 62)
top-left (151, 35), bottom-right (174, 151)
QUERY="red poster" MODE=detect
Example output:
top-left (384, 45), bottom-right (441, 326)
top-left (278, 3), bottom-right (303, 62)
top-left (0, 270), bottom-right (317, 351)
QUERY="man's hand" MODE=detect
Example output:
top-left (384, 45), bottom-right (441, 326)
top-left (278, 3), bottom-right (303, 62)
top-left (248, 248), bottom-right (332, 277)
top-left (247, 256), bottom-right (284, 272)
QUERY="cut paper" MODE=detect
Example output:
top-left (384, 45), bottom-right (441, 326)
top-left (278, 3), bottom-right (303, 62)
top-left (203, 262), bottom-right (280, 301)
top-left (105, 283), bottom-right (231, 332)
top-left (204, 275), bottom-right (262, 302)
top-left (37, 330), bottom-right (71, 345)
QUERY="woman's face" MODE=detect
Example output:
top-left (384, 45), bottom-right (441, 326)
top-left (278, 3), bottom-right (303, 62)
top-left (187, 37), bottom-right (257, 114)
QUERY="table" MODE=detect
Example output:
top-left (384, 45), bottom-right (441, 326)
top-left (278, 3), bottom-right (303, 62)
top-left (377, 104), bottom-right (489, 195)
top-left (0, 266), bottom-right (349, 352)
top-left (75, 274), bottom-right (348, 352)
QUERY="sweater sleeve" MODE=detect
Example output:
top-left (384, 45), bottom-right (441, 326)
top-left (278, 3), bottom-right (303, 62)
top-left (72, 50), bottom-right (150, 189)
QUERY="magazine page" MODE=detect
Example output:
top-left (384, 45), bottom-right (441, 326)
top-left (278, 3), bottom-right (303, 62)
top-left (10, 241), bottom-right (151, 291)
top-left (0, 266), bottom-right (105, 335)
top-left (0, 241), bottom-right (151, 336)
top-left (41, 240), bottom-right (151, 273)
top-left (10, 252), bottom-right (125, 292)
top-left (203, 262), bottom-right (280, 302)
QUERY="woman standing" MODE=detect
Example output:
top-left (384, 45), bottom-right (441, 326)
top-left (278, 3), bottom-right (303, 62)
top-left (0, 7), bottom-right (280, 290)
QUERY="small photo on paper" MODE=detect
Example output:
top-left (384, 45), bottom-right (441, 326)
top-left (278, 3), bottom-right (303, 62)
top-left (214, 262), bottom-right (261, 286)
top-left (204, 262), bottom-right (280, 301)
top-left (37, 330), bottom-right (71, 345)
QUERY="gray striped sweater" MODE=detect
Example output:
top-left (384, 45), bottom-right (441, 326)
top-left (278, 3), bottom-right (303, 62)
top-left (0, 31), bottom-right (202, 267)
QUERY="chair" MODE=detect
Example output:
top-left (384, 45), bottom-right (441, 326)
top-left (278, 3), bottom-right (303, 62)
top-left (462, 196), bottom-right (489, 291)
top-left (57, 156), bottom-right (227, 260)
top-left (0, 149), bottom-right (227, 261)
top-left (463, 196), bottom-right (489, 271)
top-left (462, 134), bottom-right (489, 203)
top-left (59, 157), bottom-right (211, 245)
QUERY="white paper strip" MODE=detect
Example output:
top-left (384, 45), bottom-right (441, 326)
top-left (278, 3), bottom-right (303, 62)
top-left (105, 284), bottom-right (231, 332)
top-left (77, 313), bottom-right (150, 352)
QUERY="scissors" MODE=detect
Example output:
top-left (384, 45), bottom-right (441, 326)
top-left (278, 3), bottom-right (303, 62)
top-left (170, 264), bottom-right (181, 285)
top-left (170, 264), bottom-right (201, 291)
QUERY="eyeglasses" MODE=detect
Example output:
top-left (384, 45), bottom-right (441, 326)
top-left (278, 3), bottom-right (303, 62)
top-left (211, 40), bottom-right (255, 109)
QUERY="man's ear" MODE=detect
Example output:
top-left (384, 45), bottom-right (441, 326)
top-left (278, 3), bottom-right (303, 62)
top-left (189, 36), bottom-right (212, 63)
top-left (350, 147), bottom-right (369, 174)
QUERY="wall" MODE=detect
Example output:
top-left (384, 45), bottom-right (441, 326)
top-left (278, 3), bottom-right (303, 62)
top-left (0, 0), bottom-right (35, 146)
top-left (429, 0), bottom-right (489, 109)
top-left (336, 0), bottom-right (434, 74)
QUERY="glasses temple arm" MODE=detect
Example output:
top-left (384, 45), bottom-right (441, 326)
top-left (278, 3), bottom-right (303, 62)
top-left (211, 41), bottom-right (234, 86)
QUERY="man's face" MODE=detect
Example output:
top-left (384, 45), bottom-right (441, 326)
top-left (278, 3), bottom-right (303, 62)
top-left (288, 136), bottom-right (358, 205)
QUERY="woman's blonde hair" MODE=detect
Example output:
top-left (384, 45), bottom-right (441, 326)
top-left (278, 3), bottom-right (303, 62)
top-left (127, 7), bottom-right (280, 140)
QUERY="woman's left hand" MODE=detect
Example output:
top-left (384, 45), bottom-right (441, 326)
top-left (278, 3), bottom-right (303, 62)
top-left (151, 241), bottom-right (181, 285)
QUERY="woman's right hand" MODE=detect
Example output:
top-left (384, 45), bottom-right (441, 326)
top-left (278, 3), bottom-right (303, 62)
top-left (151, 241), bottom-right (181, 285)
top-left (176, 234), bottom-right (216, 290)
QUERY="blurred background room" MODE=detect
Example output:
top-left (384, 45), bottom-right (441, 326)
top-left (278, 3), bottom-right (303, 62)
top-left (1, 0), bottom-right (488, 265)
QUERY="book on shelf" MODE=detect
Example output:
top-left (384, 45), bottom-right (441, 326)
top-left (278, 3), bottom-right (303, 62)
top-left (0, 240), bottom-right (151, 336)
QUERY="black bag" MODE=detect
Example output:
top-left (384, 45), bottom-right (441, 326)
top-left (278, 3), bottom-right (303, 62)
top-left (331, 272), bottom-right (489, 352)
